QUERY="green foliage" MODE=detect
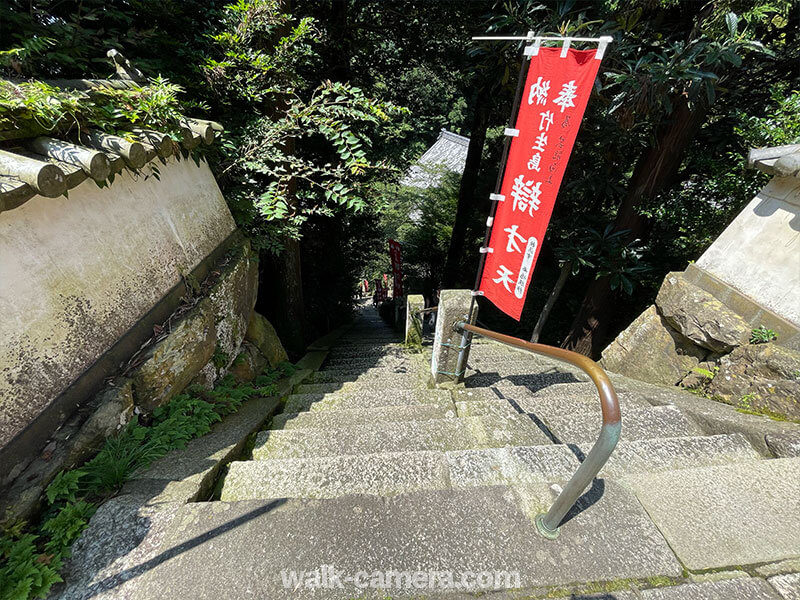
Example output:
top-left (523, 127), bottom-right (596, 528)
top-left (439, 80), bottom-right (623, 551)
top-left (1, 364), bottom-right (296, 600)
top-left (212, 345), bottom-right (230, 370)
top-left (0, 530), bottom-right (62, 600)
top-left (739, 392), bottom-right (757, 410)
top-left (0, 36), bottom-right (56, 71)
top-left (44, 471), bottom-right (84, 505)
top-left (39, 502), bottom-right (96, 557)
top-left (203, 0), bottom-right (406, 252)
top-left (736, 87), bottom-right (800, 147)
top-left (369, 171), bottom-right (461, 302)
top-left (562, 226), bottom-right (652, 296)
top-left (0, 77), bottom-right (188, 141)
top-left (751, 325), bottom-right (778, 344)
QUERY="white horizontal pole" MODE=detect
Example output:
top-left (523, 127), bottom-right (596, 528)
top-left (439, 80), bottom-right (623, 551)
top-left (472, 35), bottom-right (612, 43)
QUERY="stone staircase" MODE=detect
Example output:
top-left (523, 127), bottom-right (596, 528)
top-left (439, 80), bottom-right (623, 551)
top-left (125, 306), bottom-right (799, 599)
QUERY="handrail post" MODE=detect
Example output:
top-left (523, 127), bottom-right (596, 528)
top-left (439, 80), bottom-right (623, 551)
top-left (454, 321), bottom-right (621, 539)
top-left (431, 291), bottom-right (477, 385)
top-left (405, 295), bottom-right (425, 346)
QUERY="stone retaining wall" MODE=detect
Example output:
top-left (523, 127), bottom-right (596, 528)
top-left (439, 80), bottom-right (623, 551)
top-left (602, 270), bottom-right (800, 420)
top-left (0, 156), bottom-right (273, 520)
top-left (601, 173), bottom-right (800, 420)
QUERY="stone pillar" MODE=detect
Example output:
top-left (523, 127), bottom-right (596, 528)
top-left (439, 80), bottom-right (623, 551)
top-left (394, 295), bottom-right (402, 330)
top-left (431, 290), bottom-right (477, 386)
top-left (405, 295), bottom-right (424, 346)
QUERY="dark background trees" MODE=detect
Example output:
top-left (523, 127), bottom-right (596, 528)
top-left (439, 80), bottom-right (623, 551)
top-left (2, 0), bottom-right (797, 359)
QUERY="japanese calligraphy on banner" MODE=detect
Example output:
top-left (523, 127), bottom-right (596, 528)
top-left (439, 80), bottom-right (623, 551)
top-left (478, 47), bottom-right (602, 320)
top-left (388, 239), bottom-right (404, 297)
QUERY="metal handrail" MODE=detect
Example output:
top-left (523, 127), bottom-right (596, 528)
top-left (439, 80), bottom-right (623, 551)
top-left (454, 322), bottom-right (621, 539)
top-left (415, 306), bottom-right (439, 315)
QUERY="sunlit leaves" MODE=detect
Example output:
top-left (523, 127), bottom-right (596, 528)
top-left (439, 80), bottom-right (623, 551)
top-left (0, 77), bottom-right (187, 136)
top-left (204, 0), bottom-right (404, 251)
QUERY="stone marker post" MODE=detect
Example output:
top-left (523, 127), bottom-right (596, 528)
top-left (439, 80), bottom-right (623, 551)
top-left (431, 290), bottom-right (477, 386)
top-left (394, 295), bottom-right (402, 331)
top-left (405, 295), bottom-right (424, 346)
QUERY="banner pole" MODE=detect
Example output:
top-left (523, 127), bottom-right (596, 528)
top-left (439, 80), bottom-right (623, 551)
top-left (455, 45), bottom-right (533, 380)
top-left (467, 46), bottom-right (533, 318)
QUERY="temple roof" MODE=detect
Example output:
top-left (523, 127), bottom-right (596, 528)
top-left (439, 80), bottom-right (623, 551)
top-left (401, 129), bottom-right (470, 189)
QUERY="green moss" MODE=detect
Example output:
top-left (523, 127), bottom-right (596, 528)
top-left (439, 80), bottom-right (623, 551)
top-left (692, 366), bottom-right (718, 379)
top-left (540, 575), bottom-right (681, 598)
top-left (736, 406), bottom-right (799, 423)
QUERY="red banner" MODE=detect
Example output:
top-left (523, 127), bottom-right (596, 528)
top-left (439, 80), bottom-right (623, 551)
top-left (375, 278), bottom-right (387, 302)
top-left (388, 239), bottom-right (404, 297)
top-left (478, 47), bottom-right (602, 320)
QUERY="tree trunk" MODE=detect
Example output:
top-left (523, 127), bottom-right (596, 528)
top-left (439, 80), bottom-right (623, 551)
top-left (561, 95), bottom-right (707, 357)
top-left (328, 0), bottom-right (352, 82)
top-left (274, 235), bottom-right (305, 355)
top-left (530, 261), bottom-right (572, 343)
top-left (441, 87), bottom-right (493, 288)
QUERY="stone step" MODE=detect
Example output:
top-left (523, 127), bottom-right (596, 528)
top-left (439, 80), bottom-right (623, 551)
top-left (460, 434), bottom-right (761, 486)
top-left (454, 384), bottom-right (652, 420)
top-left (578, 578), bottom-right (787, 600)
top-left (221, 445), bottom-right (578, 501)
top-left (454, 398), bottom-right (521, 418)
top-left (545, 405), bottom-right (700, 444)
top-left (296, 375), bottom-right (425, 395)
top-left (130, 484), bottom-right (682, 598)
top-left (322, 357), bottom-right (411, 368)
top-left (327, 343), bottom-right (401, 351)
top-left (270, 403), bottom-right (456, 430)
top-left (598, 433), bottom-right (761, 478)
top-left (284, 389), bottom-right (452, 414)
top-left (294, 382), bottom-right (345, 395)
top-left (323, 353), bottom-right (409, 365)
top-left (333, 336), bottom-right (401, 344)
top-left (222, 451), bottom-right (451, 500)
top-left (625, 458), bottom-right (800, 572)
top-left (463, 370), bottom-right (586, 391)
top-left (252, 415), bottom-right (552, 460)
top-left (230, 434), bottom-right (759, 501)
top-left (307, 366), bottom-right (416, 384)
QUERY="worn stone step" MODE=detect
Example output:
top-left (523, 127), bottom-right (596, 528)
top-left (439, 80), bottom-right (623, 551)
top-left (295, 382), bottom-right (344, 395)
top-left (334, 336), bottom-right (401, 344)
top-left (270, 403), bottom-right (455, 430)
top-left (307, 366), bottom-right (416, 384)
top-left (599, 433), bottom-right (761, 478)
top-left (323, 353), bottom-right (410, 365)
top-left (466, 361), bottom-right (571, 379)
top-left (463, 370), bottom-right (586, 391)
top-left (454, 398), bottom-right (521, 418)
top-left (231, 433), bottom-right (761, 501)
top-left (296, 374), bottom-right (425, 395)
top-left (222, 451), bottom-right (450, 500)
top-left (221, 445), bottom-right (578, 501)
top-left (448, 434), bottom-right (760, 489)
top-left (545, 405), bottom-right (699, 443)
top-left (577, 578), bottom-right (785, 600)
top-left (284, 389), bottom-right (452, 414)
top-left (625, 458), bottom-right (800, 572)
top-left (252, 415), bottom-right (552, 459)
top-left (322, 358), bottom-right (411, 369)
top-left (130, 484), bottom-right (682, 598)
top-left (454, 384), bottom-right (651, 419)
top-left (328, 343), bottom-right (405, 360)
